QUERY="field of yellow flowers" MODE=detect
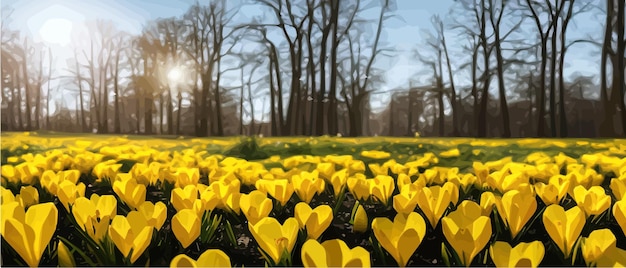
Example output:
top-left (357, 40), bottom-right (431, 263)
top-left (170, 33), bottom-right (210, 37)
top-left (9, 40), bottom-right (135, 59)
top-left (1, 132), bottom-right (626, 267)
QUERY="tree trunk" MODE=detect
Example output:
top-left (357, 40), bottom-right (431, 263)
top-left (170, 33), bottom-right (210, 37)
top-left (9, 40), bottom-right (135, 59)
top-left (407, 90), bottom-right (414, 136)
top-left (537, 39), bottom-right (548, 137)
top-left (101, 55), bottom-right (111, 134)
top-left (143, 58), bottom-right (153, 135)
top-left (239, 67), bottom-right (245, 135)
top-left (214, 56), bottom-right (224, 136)
top-left (167, 88), bottom-right (174, 135)
top-left (113, 51), bottom-right (121, 134)
top-left (328, 0), bottom-right (340, 136)
top-left (471, 40), bottom-right (479, 137)
top-left (192, 69), bottom-right (200, 136)
top-left (347, 89), bottom-right (361, 137)
top-left (176, 90), bottom-right (182, 135)
top-left (477, 0), bottom-right (490, 137)
top-left (306, 0), bottom-right (317, 136)
top-left (617, 0), bottom-right (626, 135)
top-left (441, 30), bottom-right (458, 136)
top-left (548, 1), bottom-right (564, 137)
top-left (46, 48), bottom-right (53, 130)
top-left (135, 78), bottom-right (142, 134)
top-left (558, 1), bottom-right (574, 138)
top-left (159, 93), bottom-right (165, 134)
top-left (389, 98), bottom-right (395, 136)
top-left (478, 48), bottom-right (491, 137)
top-left (316, 12), bottom-right (330, 136)
top-left (437, 50), bottom-right (445, 136)
top-left (13, 69), bottom-right (23, 130)
top-left (22, 40), bottom-right (32, 130)
top-left (248, 82), bottom-right (255, 135)
top-left (269, 44), bottom-right (284, 136)
top-left (526, 0), bottom-right (549, 137)
top-left (199, 69), bottom-right (211, 136)
top-left (494, 34), bottom-right (511, 137)
top-left (488, 0), bottom-right (512, 138)
top-left (600, 0), bottom-right (612, 137)
top-left (269, 61), bottom-right (277, 136)
top-left (144, 93), bottom-right (152, 135)
top-left (35, 50), bottom-right (44, 130)
top-left (528, 72), bottom-right (535, 136)
top-left (5, 84), bottom-right (15, 130)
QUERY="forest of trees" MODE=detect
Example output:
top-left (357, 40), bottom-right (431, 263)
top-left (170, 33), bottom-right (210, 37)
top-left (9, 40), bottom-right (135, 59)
top-left (1, 0), bottom-right (625, 138)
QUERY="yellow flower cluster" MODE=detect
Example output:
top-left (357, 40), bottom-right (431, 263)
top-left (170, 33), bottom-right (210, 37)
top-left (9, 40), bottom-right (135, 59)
top-left (1, 135), bottom-right (625, 267)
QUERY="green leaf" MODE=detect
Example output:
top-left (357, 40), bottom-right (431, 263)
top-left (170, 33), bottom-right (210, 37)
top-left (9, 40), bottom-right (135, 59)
top-left (441, 242), bottom-right (451, 267)
top-left (57, 236), bottom-right (97, 267)
top-left (225, 219), bottom-right (238, 247)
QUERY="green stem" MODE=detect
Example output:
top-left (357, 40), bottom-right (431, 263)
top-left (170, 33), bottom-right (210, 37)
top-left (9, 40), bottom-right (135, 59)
top-left (333, 187), bottom-right (346, 216)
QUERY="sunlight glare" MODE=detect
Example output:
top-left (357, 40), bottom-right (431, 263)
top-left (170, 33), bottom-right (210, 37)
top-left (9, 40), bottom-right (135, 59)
top-left (167, 67), bottom-right (183, 84)
top-left (39, 18), bottom-right (73, 46)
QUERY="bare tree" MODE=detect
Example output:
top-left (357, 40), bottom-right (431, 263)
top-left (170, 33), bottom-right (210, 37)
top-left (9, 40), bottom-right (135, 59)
top-left (556, 0), bottom-right (589, 137)
top-left (340, 0), bottom-right (390, 136)
top-left (416, 23), bottom-right (446, 136)
top-left (525, 0), bottom-right (552, 137)
top-left (257, 0), bottom-right (310, 135)
top-left (487, 0), bottom-right (523, 137)
top-left (432, 15), bottom-right (459, 136)
top-left (182, 1), bottom-right (239, 136)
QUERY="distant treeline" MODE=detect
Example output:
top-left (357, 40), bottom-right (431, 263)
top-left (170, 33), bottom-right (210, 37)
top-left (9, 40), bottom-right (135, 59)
top-left (1, 0), bottom-right (625, 137)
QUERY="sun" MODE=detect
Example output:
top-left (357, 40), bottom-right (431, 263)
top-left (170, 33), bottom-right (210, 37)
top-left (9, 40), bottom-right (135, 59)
top-left (39, 18), bottom-right (73, 46)
top-left (167, 67), bottom-right (183, 85)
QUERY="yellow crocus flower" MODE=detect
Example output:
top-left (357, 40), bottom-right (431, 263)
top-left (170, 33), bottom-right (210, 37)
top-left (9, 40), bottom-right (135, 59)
top-left (393, 184), bottom-right (420, 215)
top-left (15, 185), bottom-right (39, 209)
top-left (1, 202), bottom-right (58, 267)
top-left (56, 181), bottom-right (85, 212)
top-left (108, 211), bottom-right (153, 263)
top-left (301, 239), bottom-right (371, 268)
top-left (240, 190), bottom-right (273, 226)
top-left (329, 168), bottom-right (348, 198)
top-left (346, 174), bottom-right (370, 202)
top-left (1, 186), bottom-right (15, 204)
top-left (542, 204), bottom-right (585, 257)
top-left (610, 178), bottom-right (626, 200)
top-left (361, 150), bottom-right (391, 159)
top-left (369, 175), bottom-right (395, 206)
top-left (137, 201), bottom-right (167, 231)
top-left (57, 240), bottom-right (76, 267)
top-left (112, 176), bottom-right (146, 210)
top-left (416, 182), bottom-right (457, 228)
top-left (351, 201), bottom-right (369, 233)
top-left (248, 217), bottom-right (299, 265)
top-left (581, 229), bottom-right (618, 266)
top-left (170, 249), bottom-right (232, 268)
top-left (500, 188), bottom-right (537, 239)
top-left (294, 202), bottom-right (333, 240)
top-left (292, 171), bottom-right (325, 204)
top-left (255, 179), bottom-right (294, 207)
top-left (372, 212), bottom-right (426, 267)
top-left (441, 200), bottom-right (492, 267)
top-left (171, 209), bottom-right (201, 249)
top-left (572, 185), bottom-right (611, 217)
top-left (613, 200), bottom-right (626, 236)
top-left (71, 194), bottom-right (117, 243)
top-left (490, 241), bottom-right (544, 268)
top-left (170, 184), bottom-right (199, 212)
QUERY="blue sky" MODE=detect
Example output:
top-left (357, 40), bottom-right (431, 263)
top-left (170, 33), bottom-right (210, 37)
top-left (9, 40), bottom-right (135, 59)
top-left (2, 0), bottom-right (602, 114)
